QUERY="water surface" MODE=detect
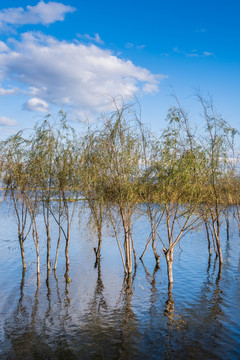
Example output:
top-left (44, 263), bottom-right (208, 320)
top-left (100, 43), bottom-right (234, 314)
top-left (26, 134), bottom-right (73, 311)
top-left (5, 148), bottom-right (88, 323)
top-left (0, 203), bottom-right (240, 359)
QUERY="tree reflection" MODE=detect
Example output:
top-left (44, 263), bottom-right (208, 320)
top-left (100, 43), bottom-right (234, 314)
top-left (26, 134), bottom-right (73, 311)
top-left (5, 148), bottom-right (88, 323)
top-left (3, 270), bottom-right (43, 359)
top-left (164, 282), bottom-right (186, 331)
top-left (169, 259), bottom-right (225, 359)
top-left (45, 269), bottom-right (51, 321)
top-left (88, 261), bottom-right (108, 314)
top-left (18, 268), bottom-right (25, 312)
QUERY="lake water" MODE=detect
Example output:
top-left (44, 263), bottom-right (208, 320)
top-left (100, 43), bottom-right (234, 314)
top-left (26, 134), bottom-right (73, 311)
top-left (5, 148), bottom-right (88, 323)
top-left (0, 202), bottom-right (240, 359)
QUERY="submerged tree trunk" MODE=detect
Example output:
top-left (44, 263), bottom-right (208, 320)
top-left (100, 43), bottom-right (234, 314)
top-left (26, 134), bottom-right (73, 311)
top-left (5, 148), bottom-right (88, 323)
top-left (165, 207), bottom-right (174, 284)
top-left (43, 206), bottom-right (51, 271)
top-left (109, 210), bottom-right (127, 274)
top-left (46, 207), bottom-right (51, 271)
top-left (47, 233), bottom-right (50, 271)
top-left (65, 210), bottom-right (70, 271)
top-left (32, 224), bottom-right (40, 274)
top-left (19, 237), bottom-right (26, 270)
top-left (140, 234), bottom-right (152, 260)
top-left (131, 234), bottom-right (137, 270)
top-left (94, 225), bottom-right (102, 265)
top-left (124, 231), bottom-right (132, 275)
top-left (152, 232), bottom-right (160, 268)
top-left (214, 216), bottom-right (223, 265)
top-left (225, 210), bottom-right (230, 241)
top-left (53, 217), bottom-right (62, 270)
top-left (215, 234), bottom-right (223, 264)
top-left (204, 221), bottom-right (212, 257)
top-left (65, 235), bottom-right (70, 271)
top-left (121, 207), bottom-right (132, 275)
top-left (149, 210), bottom-right (160, 268)
top-left (43, 200), bottom-right (51, 271)
top-left (164, 249), bottom-right (174, 284)
top-left (89, 201), bottom-right (103, 265)
top-left (36, 244), bottom-right (40, 274)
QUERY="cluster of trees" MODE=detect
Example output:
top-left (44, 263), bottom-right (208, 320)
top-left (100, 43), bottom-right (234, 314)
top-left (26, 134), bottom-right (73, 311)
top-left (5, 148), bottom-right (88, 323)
top-left (0, 97), bottom-right (239, 286)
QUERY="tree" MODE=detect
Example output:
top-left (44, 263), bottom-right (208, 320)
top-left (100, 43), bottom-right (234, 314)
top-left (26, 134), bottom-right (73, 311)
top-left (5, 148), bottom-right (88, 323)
top-left (147, 106), bottom-right (203, 284)
top-left (199, 95), bottom-right (237, 273)
top-left (1, 132), bottom-right (32, 270)
top-left (96, 103), bottom-right (142, 276)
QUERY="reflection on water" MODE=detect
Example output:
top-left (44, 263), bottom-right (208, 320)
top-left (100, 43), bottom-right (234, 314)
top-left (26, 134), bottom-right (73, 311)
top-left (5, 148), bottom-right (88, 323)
top-left (0, 207), bottom-right (240, 359)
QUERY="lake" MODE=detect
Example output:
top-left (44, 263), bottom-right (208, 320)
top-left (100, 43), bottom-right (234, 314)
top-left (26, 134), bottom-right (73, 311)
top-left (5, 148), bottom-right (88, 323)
top-left (0, 201), bottom-right (240, 359)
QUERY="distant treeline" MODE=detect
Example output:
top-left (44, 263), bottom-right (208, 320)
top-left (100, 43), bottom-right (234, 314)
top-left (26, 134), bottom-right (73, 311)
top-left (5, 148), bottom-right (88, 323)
top-left (0, 96), bottom-right (240, 285)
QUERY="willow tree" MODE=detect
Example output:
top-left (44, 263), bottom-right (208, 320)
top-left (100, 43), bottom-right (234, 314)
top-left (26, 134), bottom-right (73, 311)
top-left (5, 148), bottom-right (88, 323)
top-left (52, 115), bottom-right (80, 271)
top-left (137, 122), bottom-right (164, 267)
top-left (0, 132), bottom-right (32, 270)
top-left (28, 118), bottom-right (58, 271)
top-left (98, 103), bottom-right (142, 276)
top-left (231, 173), bottom-right (240, 235)
top-left (80, 126), bottom-right (106, 265)
top-left (148, 107), bottom-right (203, 285)
top-left (199, 95), bottom-right (237, 271)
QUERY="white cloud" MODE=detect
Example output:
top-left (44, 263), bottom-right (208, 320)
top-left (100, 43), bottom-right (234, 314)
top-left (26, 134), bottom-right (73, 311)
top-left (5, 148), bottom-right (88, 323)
top-left (23, 97), bottom-right (50, 113)
top-left (0, 41), bottom-right (9, 52)
top-left (125, 43), bottom-right (145, 50)
top-left (0, 32), bottom-right (163, 115)
top-left (186, 50), bottom-right (215, 57)
top-left (0, 86), bottom-right (18, 95)
top-left (0, 1), bottom-right (75, 30)
top-left (0, 116), bottom-right (17, 126)
top-left (125, 43), bottom-right (134, 48)
top-left (203, 51), bottom-right (215, 57)
top-left (162, 47), bottom-right (215, 58)
top-left (77, 33), bottom-right (104, 45)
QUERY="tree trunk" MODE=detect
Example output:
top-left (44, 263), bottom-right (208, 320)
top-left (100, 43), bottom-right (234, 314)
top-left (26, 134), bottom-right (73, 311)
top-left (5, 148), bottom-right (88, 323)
top-left (53, 222), bottom-right (61, 270)
top-left (36, 242), bottom-right (40, 274)
top-left (149, 211), bottom-right (160, 267)
top-left (125, 231), bottom-right (132, 275)
top-left (120, 208), bottom-right (132, 275)
top-left (65, 205), bottom-right (71, 271)
top-left (152, 232), bottom-right (160, 268)
top-left (43, 201), bottom-right (51, 271)
top-left (32, 223), bottom-right (40, 274)
top-left (165, 249), bottom-right (173, 284)
top-left (140, 235), bottom-right (151, 260)
top-left (65, 236), bottom-right (70, 271)
top-left (215, 216), bottom-right (223, 264)
top-left (95, 225), bottom-right (102, 264)
top-left (226, 212), bottom-right (230, 241)
top-left (204, 222), bottom-right (212, 256)
top-left (47, 231), bottom-right (51, 271)
top-left (215, 235), bottom-right (223, 264)
top-left (19, 237), bottom-right (26, 269)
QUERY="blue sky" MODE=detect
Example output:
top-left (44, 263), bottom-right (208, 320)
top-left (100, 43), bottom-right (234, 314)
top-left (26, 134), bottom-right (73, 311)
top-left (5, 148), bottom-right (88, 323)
top-left (0, 0), bottom-right (239, 137)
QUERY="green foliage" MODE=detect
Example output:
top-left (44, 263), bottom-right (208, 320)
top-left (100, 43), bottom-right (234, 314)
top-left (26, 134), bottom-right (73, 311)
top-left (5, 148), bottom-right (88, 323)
top-left (0, 97), bottom-right (239, 276)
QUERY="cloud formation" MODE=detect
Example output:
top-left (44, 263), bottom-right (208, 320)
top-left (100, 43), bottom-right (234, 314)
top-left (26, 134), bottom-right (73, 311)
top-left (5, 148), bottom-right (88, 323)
top-left (0, 86), bottom-right (18, 95)
top-left (23, 97), bottom-right (50, 113)
top-left (161, 47), bottom-right (215, 58)
top-left (0, 32), bottom-right (163, 115)
top-left (0, 116), bottom-right (17, 126)
top-left (125, 43), bottom-right (146, 50)
top-left (77, 33), bottom-right (104, 45)
top-left (0, 1), bottom-right (75, 30)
